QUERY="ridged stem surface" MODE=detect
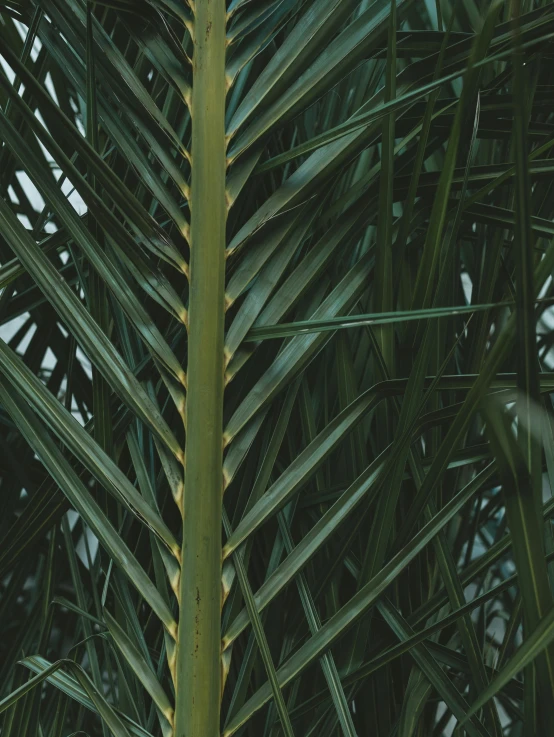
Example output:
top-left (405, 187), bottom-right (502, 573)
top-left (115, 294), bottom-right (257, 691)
top-left (174, 2), bottom-right (227, 735)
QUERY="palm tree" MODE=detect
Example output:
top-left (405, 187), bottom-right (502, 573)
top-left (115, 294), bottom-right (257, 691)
top-left (2, 0), bottom-right (554, 734)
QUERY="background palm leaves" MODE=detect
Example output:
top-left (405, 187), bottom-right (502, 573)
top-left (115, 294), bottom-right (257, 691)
top-left (2, 0), bottom-right (554, 735)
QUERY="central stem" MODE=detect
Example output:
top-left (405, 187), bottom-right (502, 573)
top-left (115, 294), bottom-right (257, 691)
top-left (174, 2), bottom-right (227, 735)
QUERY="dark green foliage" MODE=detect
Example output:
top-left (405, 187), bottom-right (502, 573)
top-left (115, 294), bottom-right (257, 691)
top-left (2, 1), bottom-right (554, 735)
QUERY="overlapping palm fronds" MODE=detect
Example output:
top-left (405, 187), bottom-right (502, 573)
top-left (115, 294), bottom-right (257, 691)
top-left (2, 0), bottom-right (554, 735)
